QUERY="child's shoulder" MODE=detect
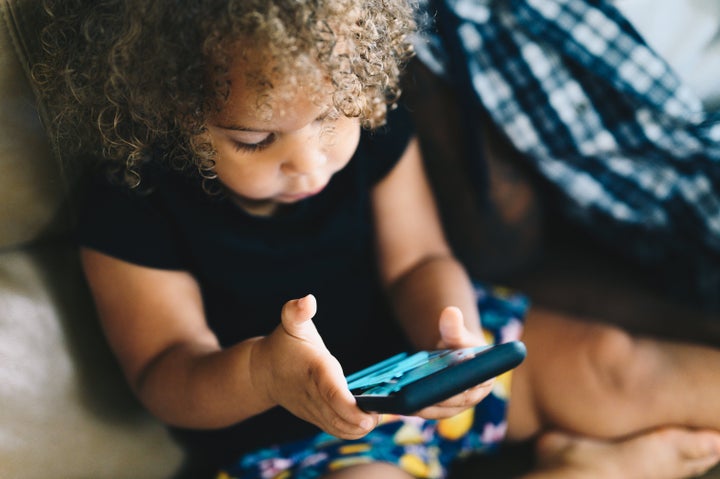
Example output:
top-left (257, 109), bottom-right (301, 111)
top-left (361, 104), bottom-right (415, 152)
top-left (358, 104), bottom-right (415, 182)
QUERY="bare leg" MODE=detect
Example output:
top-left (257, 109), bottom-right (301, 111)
top-left (506, 308), bottom-right (720, 478)
top-left (321, 462), bottom-right (413, 479)
top-left (526, 429), bottom-right (720, 479)
top-left (508, 308), bottom-right (720, 439)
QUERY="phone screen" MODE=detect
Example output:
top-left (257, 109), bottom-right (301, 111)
top-left (347, 346), bottom-right (491, 395)
top-left (347, 342), bottom-right (527, 414)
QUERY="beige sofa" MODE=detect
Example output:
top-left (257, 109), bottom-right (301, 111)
top-left (0, 1), bottom-right (183, 477)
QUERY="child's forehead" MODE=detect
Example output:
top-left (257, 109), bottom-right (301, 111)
top-left (225, 44), bottom-right (327, 92)
top-left (212, 53), bottom-right (332, 126)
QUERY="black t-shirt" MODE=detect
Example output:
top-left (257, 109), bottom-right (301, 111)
top-left (78, 106), bottom-right (415, 466)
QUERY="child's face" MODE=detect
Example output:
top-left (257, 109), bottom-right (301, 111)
top-left (206, 56), bottom-right (361, 217)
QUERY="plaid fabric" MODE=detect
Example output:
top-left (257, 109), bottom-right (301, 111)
top-left (415, 0), bottom-right (720, 308)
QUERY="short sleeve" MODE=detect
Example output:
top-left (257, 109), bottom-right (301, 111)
top-left (76, 176), bottom-right (187, 270)
top-left (361, 104), bottom-right (415, 184)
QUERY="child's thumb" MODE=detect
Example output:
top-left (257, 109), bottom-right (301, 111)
top-left (281, 294), bottom-right (319, 339)
top-left (438, 306), bottom-right (466, 347)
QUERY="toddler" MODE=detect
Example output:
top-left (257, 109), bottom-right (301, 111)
top-left (36, 1), bottom-right (720, 478)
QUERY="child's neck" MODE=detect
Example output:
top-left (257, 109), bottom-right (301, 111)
top-left (230, 196), bottom-right (281, 217)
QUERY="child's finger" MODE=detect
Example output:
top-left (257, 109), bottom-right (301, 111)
top-left (438, 306), bottom-right (488, 349)
top-left (415, 381), bottom-right (494, 419)
top-left (280, 294), bottom-right (319, 339)
top-left (319, 403), bottom-right (378, 439)
top-left (438, 306), bottom-right (464, 345)
top-left (437, 306), bottom-right (479, 348)
top-left (318, 360), bottom-right (379, 437)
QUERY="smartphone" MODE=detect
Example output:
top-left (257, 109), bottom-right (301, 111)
top-left (347, 341), bottom-right (526, 415)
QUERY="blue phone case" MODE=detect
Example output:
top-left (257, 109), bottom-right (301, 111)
top-left (347, 341), bottom-right (527, 414)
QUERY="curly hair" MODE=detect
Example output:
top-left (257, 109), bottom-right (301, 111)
top-left (34, 0), bottom-right (416, 188)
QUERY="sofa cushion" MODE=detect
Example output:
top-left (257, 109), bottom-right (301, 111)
top-left (0, 240), bottom-right (182, 478)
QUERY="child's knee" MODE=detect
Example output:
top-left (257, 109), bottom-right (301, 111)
top-left (586, 325), bottom-right (661, 401)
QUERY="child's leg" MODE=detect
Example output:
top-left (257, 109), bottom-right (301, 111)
top-left (322, 462), bottom-right (413, 479)
top-left (506, 307), bottom-right (720, 478)
top-left (508, 307), bottom-right (720, 440)
top-left (525, 429), bottom-right (720, 479)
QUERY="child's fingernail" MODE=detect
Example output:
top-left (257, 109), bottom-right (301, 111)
top-left (299, 294), bottom-right (315, 306)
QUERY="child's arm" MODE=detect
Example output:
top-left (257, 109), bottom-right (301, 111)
top-left (372, 137), bottom-right (482, 347)
top-left (81, 249), bottom-right (377, 437)
top-left (371, 137), bottom-right (494, 416)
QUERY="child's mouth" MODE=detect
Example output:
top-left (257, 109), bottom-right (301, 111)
top-left (280, 184), bottom-right (327, 202)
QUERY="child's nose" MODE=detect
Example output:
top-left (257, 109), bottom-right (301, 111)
top-left (281, 139), bottom-right (326, 176)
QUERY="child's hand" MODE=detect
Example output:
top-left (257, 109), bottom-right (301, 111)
top-left (415, 306), bottom-right (495, 419)
top-left (250, 294), bottom-right (379, 439)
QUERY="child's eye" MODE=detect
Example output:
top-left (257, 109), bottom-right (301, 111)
top-left (232, 134), bottom-right (276, 152)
